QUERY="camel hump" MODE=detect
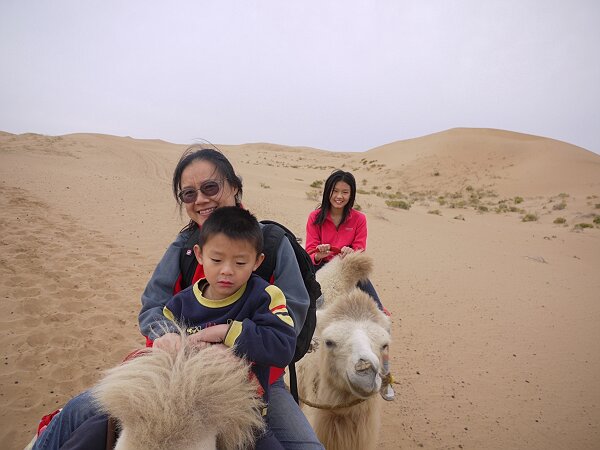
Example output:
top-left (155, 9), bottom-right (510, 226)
top-left (92, 342), bottom-right (264, 450)
top-left (337, 251), bottom-right (373, 282)
top-left (316, 251), bottom-right (375, 308)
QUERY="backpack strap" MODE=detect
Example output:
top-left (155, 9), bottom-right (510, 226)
top-left (179, 226), bottom-right (201, 290)
top-left (288, 361), bottom-right (299, 404)
top-left (259, 220), bottom-right (299, 242)
top-left (254, 223), bottom-right (285, 282)
top-left (105, 417), bottom-right (118, 450)
top-left (257, 222), bottom-right (303, 403)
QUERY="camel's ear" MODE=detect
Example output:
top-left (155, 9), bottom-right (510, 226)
top-left (380, 312), bottom-right (392, 333)
top-left (253, 253), bottom-right (265, 271)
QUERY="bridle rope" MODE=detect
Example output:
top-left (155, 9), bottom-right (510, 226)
top-left (298, 395), bottom-right (371, 410)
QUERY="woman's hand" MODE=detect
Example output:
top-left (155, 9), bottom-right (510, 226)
top-left (153, 332), bottom-right (181, 353)
top-left (339, 246), bottom-right (354, 259)
top-left (314, 244), bottom-right (331, 262)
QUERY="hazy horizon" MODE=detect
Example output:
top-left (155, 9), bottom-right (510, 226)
top-left (1, 1), bottom-right (599, 154)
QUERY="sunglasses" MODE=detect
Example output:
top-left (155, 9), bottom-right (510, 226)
top-left (178, 179), bottom-right (223, 203)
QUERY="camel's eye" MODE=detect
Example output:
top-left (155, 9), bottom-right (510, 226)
top-left (381, 344), bottom-right (389, 352)
top-left (325, 339), bottom-right (336, 348)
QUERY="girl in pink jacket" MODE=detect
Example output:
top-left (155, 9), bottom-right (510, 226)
top-left (305, 169), bottom-right (395, 401)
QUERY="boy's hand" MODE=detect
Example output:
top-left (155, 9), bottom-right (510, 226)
top-left (153, 332), bottom-right (181, 353)
top-left (188, 324), bottom-right (229, 346)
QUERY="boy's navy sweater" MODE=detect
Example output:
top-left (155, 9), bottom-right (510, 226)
top-left (164, 273), bottom-right (296, 404)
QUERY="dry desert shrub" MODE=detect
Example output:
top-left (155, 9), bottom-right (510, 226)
top-left (553, 217), bottom-right (567, 224)
top-left (306, 190), bottom-right (320, 201)
top-left (386, 199), bottom-right (411, 210)
top-left (359, 158), bottom-right (385, 171)
top-left (375, 191), bottom-right (404, 200)
top-left (522, 213), bottom-right (538, 222)
top-left (495, 201), bottom-right (509, 213)
top-left (448, 200), bottom-right (467, 209)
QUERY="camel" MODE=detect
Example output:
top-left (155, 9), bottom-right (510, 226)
top-left (91, 338), bottom-right (265, 450)
top-left (296, 251), bottom-right (391, 450)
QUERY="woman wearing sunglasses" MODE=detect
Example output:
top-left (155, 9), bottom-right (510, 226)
top-left (32, 146), bottom-right (323, 450)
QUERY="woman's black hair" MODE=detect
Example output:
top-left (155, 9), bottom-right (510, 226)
top-left (313, 169), bottom-right (356, 227)
top-left (172, 143), bottom-right (243, 231)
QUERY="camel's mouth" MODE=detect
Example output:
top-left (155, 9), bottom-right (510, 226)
top-left (346, 370), bottom-right (381, 398)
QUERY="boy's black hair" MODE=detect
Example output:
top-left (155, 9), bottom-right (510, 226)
top-left (197, 206), bottom-right (263, 255)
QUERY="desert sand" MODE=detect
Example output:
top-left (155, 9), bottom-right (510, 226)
top-left (1, 128), bottom-right (599, 449)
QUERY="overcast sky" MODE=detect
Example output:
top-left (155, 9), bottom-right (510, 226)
top-left (1, 1), bottom-right (599, 154)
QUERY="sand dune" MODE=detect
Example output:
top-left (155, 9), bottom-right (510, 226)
top-left (1, 129), bottom-right (599, 449)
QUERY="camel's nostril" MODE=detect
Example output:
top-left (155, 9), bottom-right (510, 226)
top-left (355, 359), bottom-right (373, 372)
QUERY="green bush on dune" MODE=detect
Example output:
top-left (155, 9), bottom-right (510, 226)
top-left (386, 200), bottom-right (411, 210)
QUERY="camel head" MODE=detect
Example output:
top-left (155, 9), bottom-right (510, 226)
top-left (316, 287), bottom-right (391, 399)
top-left (298, 250), bottom-right (391, 450)
top-left (91, 341), bottom-right (264, 450)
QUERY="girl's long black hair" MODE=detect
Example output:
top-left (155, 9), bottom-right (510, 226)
top-left (313, 169), bottom-right (356, 227)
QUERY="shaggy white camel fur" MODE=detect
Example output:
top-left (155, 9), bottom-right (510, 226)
top-left (91, 339), bottom-right (265, 450)
top-left (314, 250), bottom-right (374, 306)
top-left (296, 252), bottom-right (391, 450)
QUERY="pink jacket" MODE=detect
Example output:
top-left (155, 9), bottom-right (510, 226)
top-left (305, 208), bottom-right (367, 265)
